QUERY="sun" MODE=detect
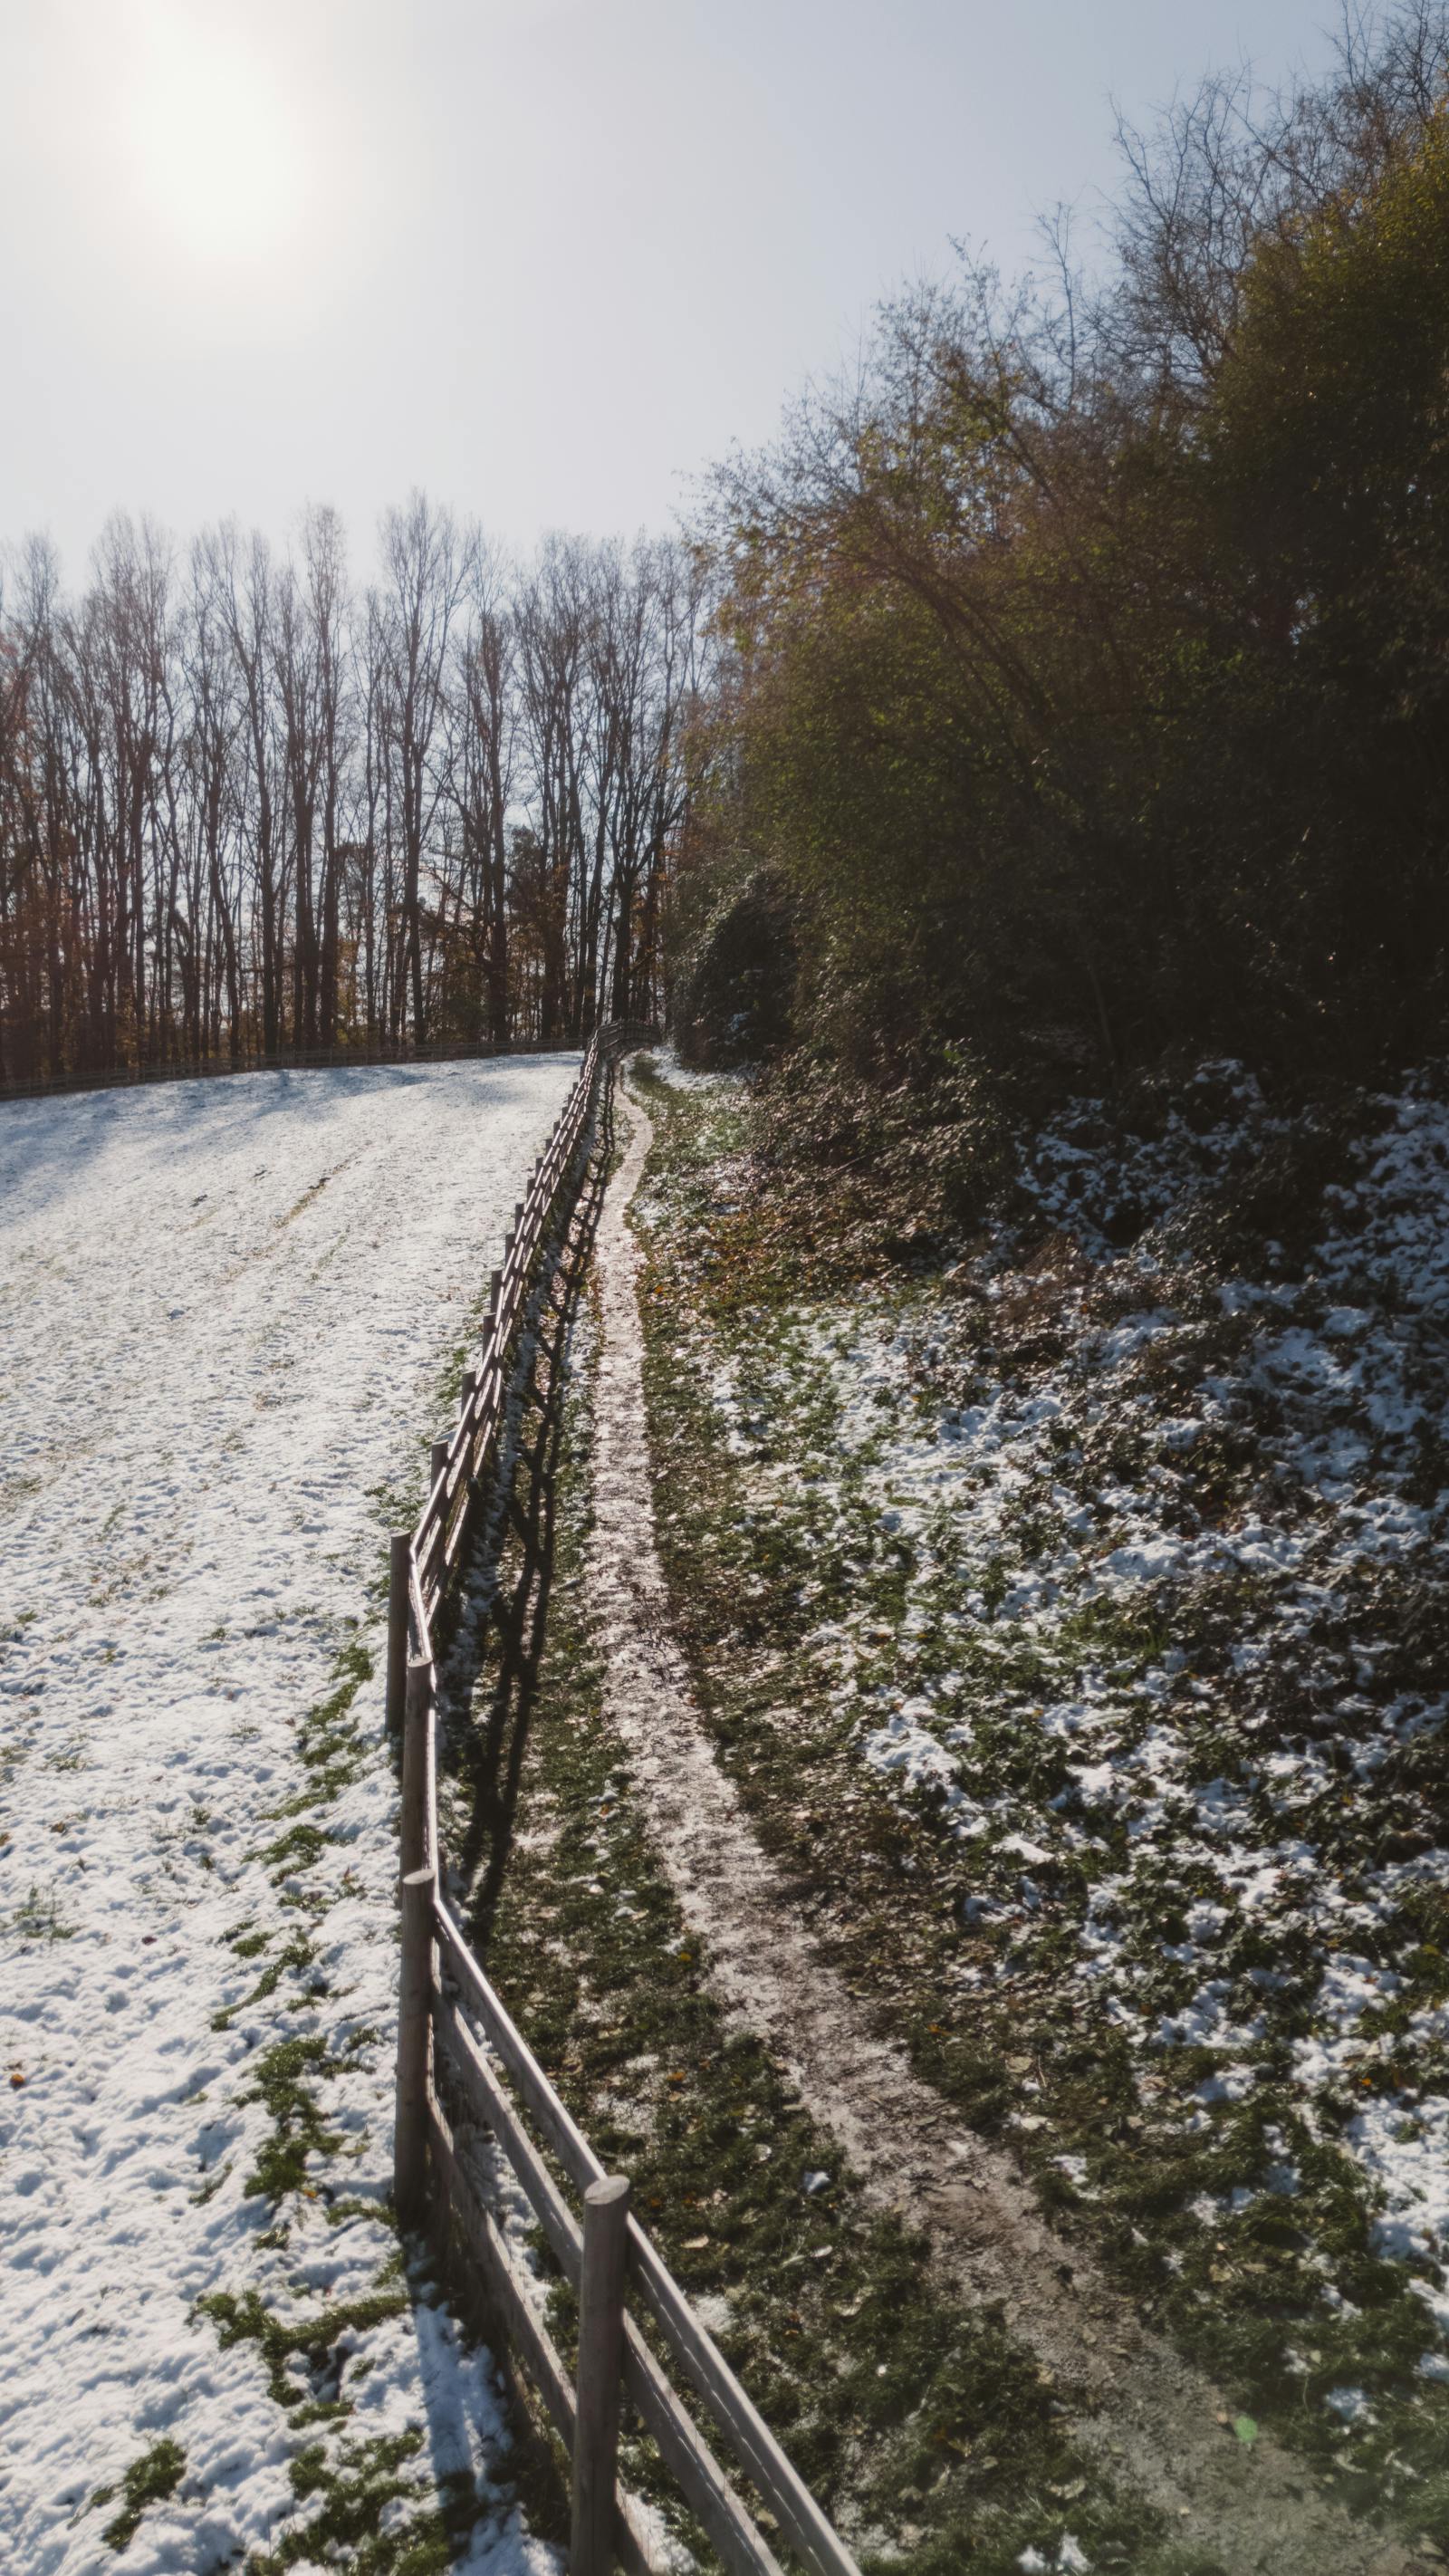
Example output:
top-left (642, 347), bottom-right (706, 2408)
top-left (122, 16), bottom-right (310, 270)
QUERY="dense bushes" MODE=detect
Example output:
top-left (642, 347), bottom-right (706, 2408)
top-left (671, 868), bottom-right (798, 1067)
top-left (677, 7), bottom-right (1449, 1116)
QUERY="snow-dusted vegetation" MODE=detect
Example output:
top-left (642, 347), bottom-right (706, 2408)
top-left (633, 1056), bottom-right (1449, 2533)
top-left (0, 1061), bottom-right (577, 2576)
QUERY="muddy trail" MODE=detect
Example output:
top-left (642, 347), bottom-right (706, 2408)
top-left (583, 1063), bottom-right (1422, 2576)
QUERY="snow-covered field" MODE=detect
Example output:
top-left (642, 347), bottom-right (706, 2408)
top-left (0, 1061), bottom-right (579, 2576)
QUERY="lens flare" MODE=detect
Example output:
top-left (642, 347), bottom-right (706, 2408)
top-left (122, 16), bottom-right (310, 270)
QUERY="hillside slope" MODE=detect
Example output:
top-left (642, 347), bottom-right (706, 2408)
top-left (630, 1053), bottom-right (1449, 2561)
top-left (0, 1061), bottom-right (578, 2576)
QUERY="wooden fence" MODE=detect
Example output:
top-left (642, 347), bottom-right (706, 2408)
top-left (387, 1027), bottom-right (862, 2576)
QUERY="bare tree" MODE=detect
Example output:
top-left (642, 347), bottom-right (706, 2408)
top-left (376, 495), bottom-right (474, 1045)
top-left (0, 502), bottom-right (699, 1080)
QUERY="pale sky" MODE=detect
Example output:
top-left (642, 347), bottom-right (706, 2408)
top-left (2, 0), bottom-right (1338, 580)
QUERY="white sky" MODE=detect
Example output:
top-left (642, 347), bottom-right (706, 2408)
top-left (2, 0), bottom-right (1338, 581)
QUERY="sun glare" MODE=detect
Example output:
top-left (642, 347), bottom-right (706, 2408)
top-left (123, 19), bottom-right (311, 270)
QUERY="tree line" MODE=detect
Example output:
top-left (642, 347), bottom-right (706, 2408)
top-left (11, 7), bottom-right (1446, 1127)
top-left (675, 3), bottom-right (1449, 1151)
top-left (0, 499), bottom-right (704, 1084)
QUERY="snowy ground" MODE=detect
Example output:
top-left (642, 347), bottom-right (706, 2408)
top-left (634, 1057), bottom-right (1449, 2531)
top-left (0, 1061), bottom-right (579, 2576)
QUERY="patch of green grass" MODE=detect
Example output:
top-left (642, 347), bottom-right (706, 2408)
top-left (296, 1636), bottom-right (374, 1800)
top-left (198, 2278), bottom-right (406, 2412)
top-left (247, 2430), bottom-right (479, 2575)
top-left (94, 2437), bottom-right (186, 2552)
top-left (199, 2254), bottom-right (496, 2567)
top-left (6, 1880), bottom-right (76, 1944)
top-left (262, 1821), bottom-right (333, 1877)
top-left (212, 1930), bottom-right (318, 2032)
top-left (240, 2035), bottom-right (346, 2200)
top-left (216, 1629), bottom-right (379, 2178)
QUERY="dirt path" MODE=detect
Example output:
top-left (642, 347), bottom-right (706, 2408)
top-left (583, 1067), bottom-right (1421, 2576)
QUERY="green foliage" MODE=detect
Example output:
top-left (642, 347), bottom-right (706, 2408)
top-left (197, 2281), bottom-right (407, 2412)
top-left (94, 2438), bottom-right (186, 2552)
top-left (687, 24), bottom-right (1449, 1104)
top-left (671, 866), bottom-right (798, 1065)
top-left (1196, 110), bottom-right (1449, 1050)
top-left (240, 2035), bottom-right (342, 2199)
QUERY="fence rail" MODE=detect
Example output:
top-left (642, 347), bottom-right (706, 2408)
top-left (388, 1024), bottom-right (861, 2576)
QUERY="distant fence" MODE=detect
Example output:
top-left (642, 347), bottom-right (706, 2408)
top-left (387, 1025), bottom-right (861, 2576)
top-left (0, 1033), bottom-right (600, 1105)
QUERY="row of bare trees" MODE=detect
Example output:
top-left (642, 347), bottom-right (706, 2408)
top-left (0, 496), bottom-right (705, 1085)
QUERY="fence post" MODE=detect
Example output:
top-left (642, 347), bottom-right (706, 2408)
top-left (571, 2175), bottom-right (631, 2576)
top-left (400, 1655), bottom-right (434, 1879)
top-left (395, 1648), bottom-right (436, 2230)
top-left (430, 1438), bottom-right (450, 1546)
top-left (386, 1533), bottom-right (410, 1733)
top-left (394, 1865), bottom-right (435, 2229)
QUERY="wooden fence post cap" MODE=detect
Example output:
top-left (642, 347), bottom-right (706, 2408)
top-left (402, 1865), bottom-right (434, 1892)
top-left (585, 2174), bottom-right (631, 2211)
